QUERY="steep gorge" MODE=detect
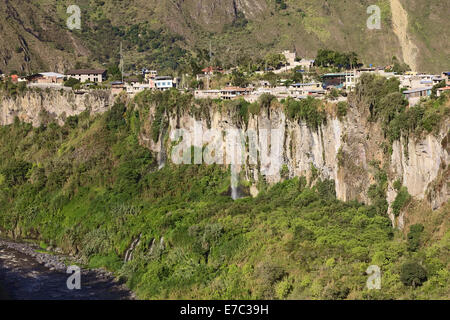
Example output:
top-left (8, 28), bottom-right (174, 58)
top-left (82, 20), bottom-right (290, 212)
top-left (2, 89), bottom-right (447, 228)
top-left (139, 95), bottom-right (448, 228)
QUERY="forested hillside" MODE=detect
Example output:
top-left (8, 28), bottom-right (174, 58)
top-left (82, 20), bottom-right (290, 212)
top-left (0, 78), bottom-right (448, 299)
top-left (0, 0), bottom-right (449, 75)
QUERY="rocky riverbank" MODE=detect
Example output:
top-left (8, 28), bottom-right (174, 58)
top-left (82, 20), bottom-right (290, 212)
top-left (0, 239), bottom-right (135, 300)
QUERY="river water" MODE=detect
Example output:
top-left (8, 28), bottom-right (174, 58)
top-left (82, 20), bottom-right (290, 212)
top-left (0, 239), bottom-right (134, 300)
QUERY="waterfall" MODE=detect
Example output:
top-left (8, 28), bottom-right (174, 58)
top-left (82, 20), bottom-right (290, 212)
top-left (158, 114), bottom-right (168, 169)
top-left (124, 234), bottom-right (142, 262)
top-left (231, 164), bottom-right (241, 200)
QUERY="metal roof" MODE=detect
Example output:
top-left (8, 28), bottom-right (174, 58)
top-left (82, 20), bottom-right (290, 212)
top-left (39, 72), bottom-right (65, 78)
top-left (403, 87), bottom-right (433, 94)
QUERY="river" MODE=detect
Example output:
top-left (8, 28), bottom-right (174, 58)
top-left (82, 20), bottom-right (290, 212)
top-left (0, 239), bottom-right (134, 300)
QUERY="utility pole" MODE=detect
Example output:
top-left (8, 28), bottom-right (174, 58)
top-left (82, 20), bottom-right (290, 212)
top-left (207, 40), bottom-right (212, 90)
top-left (120, 41), bottom-right (124, 83)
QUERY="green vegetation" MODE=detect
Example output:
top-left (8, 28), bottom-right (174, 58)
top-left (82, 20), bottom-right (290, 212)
top-left (315, 49), bottom-right (360, 70)
top-left (392, 187), bottom-right (411, 217)
top-left (407, 224), bottom-right (424, 252)
top-left (0, 93), bottom-right (448, 300)
top-left (64, 78), bottom-right (81, 89)
top-left (336, 101), bottom-right (348, 119)
top-left (367, 161), bottom-right (388, 216)
top-left (400, 261), bottom-right (427, 287)
top-left (385, 56), bottom-right (411, 74)
top-left (284, 97), bottom-right (326, 130)
top-left (0, 79), bottom-right (27, 97)
top-left (1, 0), bottom-right (448, 75)
top-left (355, 73), bottom-right (449, 147)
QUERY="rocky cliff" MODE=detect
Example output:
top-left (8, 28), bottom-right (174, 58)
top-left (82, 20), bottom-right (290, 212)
top-left (137, 96), bottom-right (449, 228)
top-left (1, 90), bottom-right (448, 228)
top-left (0, 90), bottom-right (113, 127)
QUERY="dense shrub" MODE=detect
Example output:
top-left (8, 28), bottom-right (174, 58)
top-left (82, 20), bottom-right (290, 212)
top-left (400, 261), bottom-right (427, 287)
top-left (336, 101), bottom-right (348, 119)
top-left (285, 97), bottom-right (326, 129)
top-left (0, 94), bottom-right (447, 300)
top-left (407, 224), bottom-right (424, 252)
top-left (392, 187), bottom-right (411, 216)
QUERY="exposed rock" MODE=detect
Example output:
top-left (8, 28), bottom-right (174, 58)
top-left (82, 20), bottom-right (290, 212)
top-left (0, 90), bottom-right (113, 127)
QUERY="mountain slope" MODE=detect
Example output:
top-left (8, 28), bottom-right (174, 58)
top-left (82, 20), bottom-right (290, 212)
top-left (0, 0), bottom-right (448, 74)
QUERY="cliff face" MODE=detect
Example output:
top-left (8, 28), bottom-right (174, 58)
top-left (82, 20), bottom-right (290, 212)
top-left (138, 98), bottom-right (448, 228)
top-left (0, 90), bottom-right (113, 127)
top-left (1, 91), bottom-right (448, 227)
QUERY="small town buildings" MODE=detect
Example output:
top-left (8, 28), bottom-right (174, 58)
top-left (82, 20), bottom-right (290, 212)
top-left (403, 86), bottom-right (432, 106)
top-left (297, 59), bottom-right (315, 71)
top-left (289, 82), bottom-right (326, 97)
top-left (220, 87), bottom-right (253, 100)
top-left (201, 66), bottom-right (224, 75)
top-left (321, 73), bottom-right (349, 89)
top-left (152, 76), bottom-right (175, 91)
top-left (66, 69), bottom-right (107, 83)
top-left (144, 70), bottom-right (158, 81)
top-left (399, 74), bottom-right (442, 90)
top-left (126, 82), bottom-right (151, 95)
top-left (431, 76), bottom-right (445, 85)
top-left (290, 82), bottom-right (322, 91)
top-left (282, 50), bottom-right (296, 66)
top-left (196, 67), bottom-right (224, 84)
top-left (111, 81), bottom-right (125, 95)
top-left (27, 72), bottom-right (65, 84)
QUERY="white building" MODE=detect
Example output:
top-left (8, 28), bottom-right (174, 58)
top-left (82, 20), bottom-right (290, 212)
top-left (152, 76), bottom-right (175, 91)
top-left (282, 50), bottom-right (297, 66)
top-left (126, 82), bottom-right (151, 95)
top-left (297, 59), bottom-right (315, 70)
top-left (66, 69), bottom-right (107, 83)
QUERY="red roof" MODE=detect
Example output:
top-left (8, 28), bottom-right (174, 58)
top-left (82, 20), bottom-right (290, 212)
top-left (202, 66), bottom-right (224, 73)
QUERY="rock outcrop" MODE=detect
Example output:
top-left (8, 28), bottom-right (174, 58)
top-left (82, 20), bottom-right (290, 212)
top-left (138, 98), bottom-right (448, 228)
top-left (0, 90), bottom-right (113, 127)
top-left (1, 90), bottom-right (448, 228)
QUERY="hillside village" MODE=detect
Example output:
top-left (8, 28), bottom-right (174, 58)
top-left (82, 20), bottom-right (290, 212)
top-left (1, 50), bottom-right (449, 107)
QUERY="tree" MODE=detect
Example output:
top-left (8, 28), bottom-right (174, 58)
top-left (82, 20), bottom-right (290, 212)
top-left (291, 67), bottom-right (303, 83)
top-left (107, 64), bottom-right (122, 81)
top-left (263, 72), bottom-right (278, 87)
top-left (389, 56), bottom-right (411, 74)
top-left (315, 49), bottom-right (360, 69)
top-left (1, 160), bottom-right (32, 186)
top-left (264, 53), bottom-right (287, 70)
top-left (64, 77), bottom-right (81, 88)
top-left (431, 80), bottom-right (446, 98)
top-left (407, 224), bottom-right (424, 252)
top-left (400, 261), bottom-right (427, 287)
top-left (231, 69), bottom-right (249, 87)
